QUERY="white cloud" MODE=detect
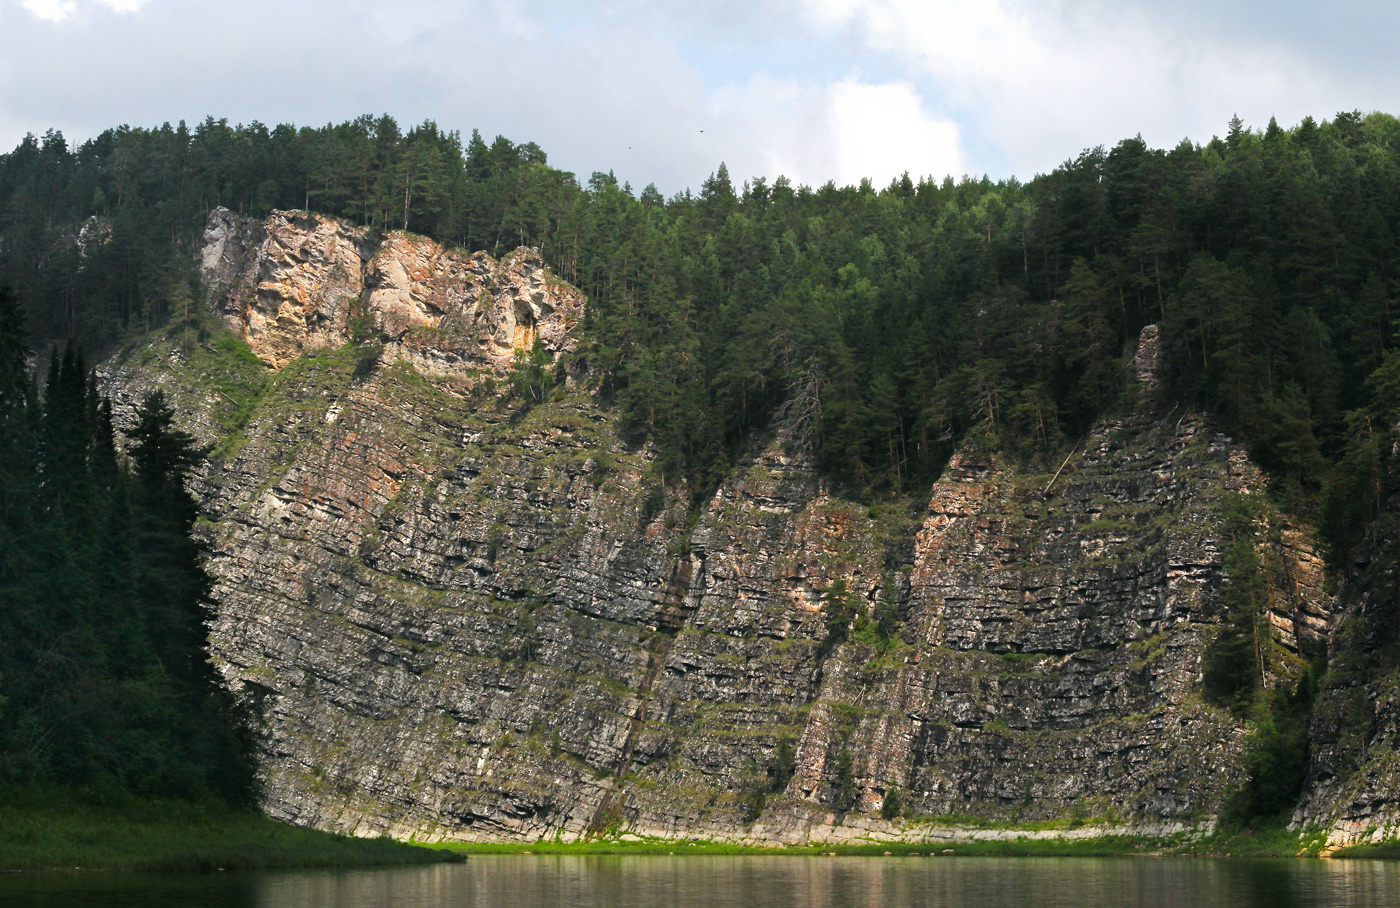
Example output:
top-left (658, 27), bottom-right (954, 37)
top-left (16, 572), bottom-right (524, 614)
top-left (21, 0), bottom-right (77, 22)
top-left (794, 0), bottom-right (1348, 176)
top-left (2, 0), bottom-right (1397, 195)
top-left (19, 0), bottom-right (149, 21)
top-left (701, 74), bottom-right (962, 189)
top-left (828, 79), bottom-right (963, 185)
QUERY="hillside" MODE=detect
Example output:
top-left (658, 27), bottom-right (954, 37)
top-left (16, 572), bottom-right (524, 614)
top-left (7, 111), bottom-right (1400, 848)
top-left (102, 208), bottom-right (1338, 844)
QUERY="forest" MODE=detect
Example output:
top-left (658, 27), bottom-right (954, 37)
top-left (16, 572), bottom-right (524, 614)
top-left (2, 110), bottom-right (1400, 808)
top-left (0, 286), bottom-right (256, 800)
top-left (3, 111), bottom-right (1399, 565)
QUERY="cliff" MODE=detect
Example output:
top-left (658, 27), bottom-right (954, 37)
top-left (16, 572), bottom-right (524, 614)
top-left (199, 207), bottom-right (582, 371)
top-left (1295, 503), bottom-right (1400, 849)
top-left (103, 209), bottom-right (1339, 845)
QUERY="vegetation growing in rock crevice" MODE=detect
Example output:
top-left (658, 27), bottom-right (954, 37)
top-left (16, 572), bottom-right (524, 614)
top-left (1219, 659), bottom-right (1325, 827)
top-left (818, 579), bottom-right (861, 657)
top-left (1201, 492), bottom-right (1328, 828)
top-left (1202, 494), bottom-right (1274, 714)
top-left (509, 338), bottom-right (555, 408)
top-left (736, 734), bottom-right (798, 823)
top-left (828, 747), bottom-right (857, 812)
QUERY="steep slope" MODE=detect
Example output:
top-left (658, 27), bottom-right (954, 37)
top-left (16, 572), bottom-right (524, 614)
top-left (105, 210), bottom-right (1333, 844)
top-left (200, 207), bottom-right (581, 371)
top-left (1295, 505), bottom-right (1400, 848)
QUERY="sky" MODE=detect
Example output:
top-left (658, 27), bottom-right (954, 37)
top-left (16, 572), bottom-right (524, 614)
top-left (2, 0), bottom-right (1398, 195)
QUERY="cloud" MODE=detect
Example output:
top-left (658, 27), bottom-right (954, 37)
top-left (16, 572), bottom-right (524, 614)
top-left (793, 0), bottom-right (1368, 176)
top-left (18, 0), bottom-right (149, 21)
top-left (0, 0), bottom-right (964, 193)
top-left (828, 80), bottom-right (963, 185)
top-left (19, 0), bottom-right (150, 19)
top-left (21, 0), bottom-right (77, 22)
top-left (700, 75), bottom-right (963, 189)
top-left (2, 0), bottom-right (1399, 195)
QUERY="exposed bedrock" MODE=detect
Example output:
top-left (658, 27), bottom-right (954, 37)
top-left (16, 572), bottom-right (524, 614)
top-left (104, 209), bottom-right (1339, 844)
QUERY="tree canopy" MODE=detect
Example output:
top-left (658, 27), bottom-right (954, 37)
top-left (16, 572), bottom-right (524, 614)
top-left (0, 298), bottom-right (256, 802)
top-left (4, 111), bottom-right (1400, 561)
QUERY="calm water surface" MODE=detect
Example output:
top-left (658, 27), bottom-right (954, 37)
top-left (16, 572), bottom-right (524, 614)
top-left (4, 855), bottom-right (1400, 908)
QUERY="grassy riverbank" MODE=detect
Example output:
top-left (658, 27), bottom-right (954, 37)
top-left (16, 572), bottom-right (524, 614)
top-left (1, 790), bottom-right (1351, 871)
top-left (0, 790), bottom-right (463, 873)
top-left (1328, 841), bottom-right (1400, 859)
top-left (435, 821), bottom-right (1334, 860)
top-left (440, 836), bottom-right (1174, 858)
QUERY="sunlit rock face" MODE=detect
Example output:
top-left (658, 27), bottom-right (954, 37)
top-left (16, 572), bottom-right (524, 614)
top-left (200, 207), bottom-right (581, 372)
top-left (105, 212), bottom-right (1335, 844)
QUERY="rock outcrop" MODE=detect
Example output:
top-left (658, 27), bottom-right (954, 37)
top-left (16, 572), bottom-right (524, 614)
top-left (1295, 508), bottom-right (1400, 848)
top-left (200, 208), bottom-right (582, 371)
top-left (103, 209), bottom-right (1338, 844)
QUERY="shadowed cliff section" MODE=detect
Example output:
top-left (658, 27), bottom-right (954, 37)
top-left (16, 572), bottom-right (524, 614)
top-left (1296, 498), bottom-right (1400, 849)
top-left (104, 210), bottom-right (1335, 845)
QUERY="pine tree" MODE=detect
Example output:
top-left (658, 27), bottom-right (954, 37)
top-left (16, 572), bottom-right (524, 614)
top-left (126, 391), bottom-right (212, 689)
top-left (0, 285), bottom-right (35, 557)
top-left (125, 390), bottom-right (258, 802)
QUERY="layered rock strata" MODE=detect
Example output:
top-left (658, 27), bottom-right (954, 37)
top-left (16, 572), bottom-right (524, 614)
top-left (105, 210), bottom-right (1336, 844)
top-left (1296, 509), bottom-right (1400, 848)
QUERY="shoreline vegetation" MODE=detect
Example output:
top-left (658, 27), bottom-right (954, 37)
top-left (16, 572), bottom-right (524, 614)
top-left (436, 837), bottom-right (1394, 861)
top-left (4, 793), bottom-right (1396, 873)
top-left (432, 822), bottom-right (1350, 860)
top-left (0, 791), bottom-right (463, 874)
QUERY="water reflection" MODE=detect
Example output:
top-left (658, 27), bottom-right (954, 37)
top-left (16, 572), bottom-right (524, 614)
top-left (3, 855), bottom-right (1400, 908)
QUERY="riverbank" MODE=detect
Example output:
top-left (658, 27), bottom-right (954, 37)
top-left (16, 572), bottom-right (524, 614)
top-left (3, 792), bottom-right (1368, 872)
top-left (434, 822), bottom-right (1335, 859)
top-left (0, 791), bottom-right (463, 873)
top-left (439, 836), bottom-right (1171, 858)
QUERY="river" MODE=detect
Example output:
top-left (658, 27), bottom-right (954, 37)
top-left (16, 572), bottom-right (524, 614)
top-left (3, 854), bottom-right (1399, 907)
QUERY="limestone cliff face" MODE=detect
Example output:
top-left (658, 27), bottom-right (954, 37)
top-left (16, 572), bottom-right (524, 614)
top-left (1295, 508), bottom-right (1400, 848)
top-left (200, 207), bottom-right (582, 371)
top-left (106, 210), bottom-right (1338, 844)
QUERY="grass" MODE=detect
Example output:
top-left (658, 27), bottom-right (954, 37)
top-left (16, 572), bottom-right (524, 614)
top-left (1190, 821), bottom-right (1330, 858)
top-left (1329, 841), bottom-right (1400, 859)
top-left (437, 836), bottom-right (1182, 858)
top-left (0, 787), bottom-right (1371, 870)
top-left (431, 819), bottom-right (1354, 860)
top-left (0, 789), bottom-right (463, 873)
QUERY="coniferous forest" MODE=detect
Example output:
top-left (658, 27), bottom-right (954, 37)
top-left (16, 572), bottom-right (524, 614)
top-left (0, 284), bottom-right (256, 801)
top-left (3, 110), bottom-right (1400, 807)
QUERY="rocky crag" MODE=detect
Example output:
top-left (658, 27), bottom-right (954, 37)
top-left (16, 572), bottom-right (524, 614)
top-left (105, 209), bottom-right (1337, 845)
top-left (1296, 502), bottom-right (1400, 849)
top-left (199, 207), bottom-right (581, 371)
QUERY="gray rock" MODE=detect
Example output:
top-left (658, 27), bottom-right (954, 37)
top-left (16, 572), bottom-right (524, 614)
top-left (102, 214), bottom-right (1336, 844)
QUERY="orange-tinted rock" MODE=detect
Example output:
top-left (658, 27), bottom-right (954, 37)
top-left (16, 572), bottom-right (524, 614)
top-left (200, 208), bottom-right (582, 372)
